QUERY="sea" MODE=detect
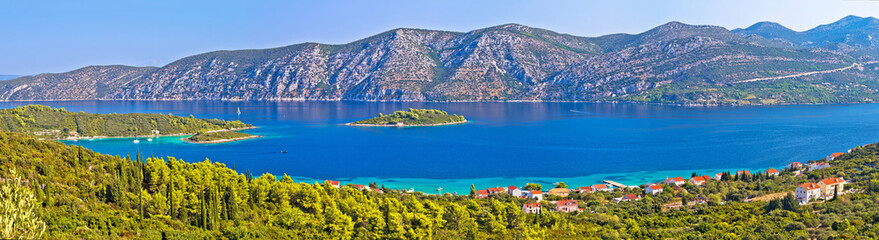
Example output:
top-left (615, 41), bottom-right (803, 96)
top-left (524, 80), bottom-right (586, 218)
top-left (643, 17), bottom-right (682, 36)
top-left (2, 101), bottom-right (878, 194)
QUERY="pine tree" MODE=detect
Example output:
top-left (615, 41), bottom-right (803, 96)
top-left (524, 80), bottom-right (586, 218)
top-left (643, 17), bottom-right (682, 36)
top-left (470, 184), bottom-right (477, 197)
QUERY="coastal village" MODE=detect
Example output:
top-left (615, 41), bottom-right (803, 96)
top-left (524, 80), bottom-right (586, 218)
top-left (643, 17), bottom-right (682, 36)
top-left (326, 145), bottom-right (865, 215)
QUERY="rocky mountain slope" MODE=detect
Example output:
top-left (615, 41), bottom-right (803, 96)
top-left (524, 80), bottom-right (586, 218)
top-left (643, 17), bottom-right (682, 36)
top-left (3, 16), bottom-right (879, 105)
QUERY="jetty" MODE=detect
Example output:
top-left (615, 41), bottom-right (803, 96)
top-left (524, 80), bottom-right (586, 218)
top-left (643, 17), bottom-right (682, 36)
top-left (603, 180), bottom-right (631, 189)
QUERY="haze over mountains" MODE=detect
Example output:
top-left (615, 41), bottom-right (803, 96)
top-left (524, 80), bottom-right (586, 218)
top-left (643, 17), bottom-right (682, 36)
top-left (3, 16), bottom-right (879, 105)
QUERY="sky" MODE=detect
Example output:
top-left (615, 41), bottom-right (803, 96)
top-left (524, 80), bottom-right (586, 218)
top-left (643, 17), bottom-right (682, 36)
top-left (2, 0), bottom-right (879, 75)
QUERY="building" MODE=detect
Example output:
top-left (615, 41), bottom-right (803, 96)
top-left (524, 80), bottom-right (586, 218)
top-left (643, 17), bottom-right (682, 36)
top-left (666, 177), bottom-right (685, 186)
top-left (713, 173), bottom-right (724, 181)
top-left (795, 183), bottom-right (821, 204)
top-left (525, 190), bottom-right (544, 201)
top-left (645, 184), bottom-right (663, 195)
top-left (353, 184), bottom-right (369, 190)
top-left (547, 188), bottom-right (572, 197)
top-left (326, 180), bottom-right (340, 188)
top-left (735, 170), bottom-right (751, 177)
top-left (810, 162), bottom-right (830, 171)
top-left (766, 168), bottom-right (780, 177)
top-left (827, 152), bottom-right (845, 161)
top-left (593, 184), bottom-right (611, 192)
top-left (623, 194), bottom-right (641, 201)
top-left (523, 203), bottom-right (541, 214)
top-left (555, 199), bottom-right (580, 213)
top-left (476, 190), bottom-right (489, 199)
top-left (788, 162), bottom-right (804, 170)
top-left (508, 185), bottom-right (523, 197)
top-left (818, 177), bottom-right (846, 198)
top-left (688, 176), bottom-right (707, 186)
top-left (487, 187), bottom-right (506, 195)
top-left (576, 186), bottom-right (595, 193)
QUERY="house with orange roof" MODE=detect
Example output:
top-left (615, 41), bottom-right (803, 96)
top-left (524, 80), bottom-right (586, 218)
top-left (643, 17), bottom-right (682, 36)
top-left (666, 177), bottom-right (685, 186)
top-left (476, 190), bottom-right (489, 199)
top-left (788, 162), bottom-right (804, 170)
top-left (688, 176), bottom-right (707, 186)
top-left (353, 184), bottom-right (369, 190)
top-left (809, 162), bottom-right (831, 171)
top-left (827, 152), bottom-right (845, 161)
top-left (713, 173), bottom-right (724, 181)
top-left (523, 203), bottom-right (541, 214)
top-left (547, 188), bottom-right (572, 197)
top-left (766, 168), bottom-right (780, 177)
top-left (735, 170), bottom-right (751, 177)
top-left (524, 190), bottom-right (543, 201)
top-left (576, 186), bottom-right (595, 193)
top-left (326, 180), bottom-right (340, 188)
top-left (795, 183), bottom-right (821, 204)
top-left (508, 185), bottom-right (523, 197)
top-left (555, 199), bottom-right (580, 213)
top-left (645, 184), bottom-right (664, 195)
top-left (592, 184), bottom-right (611, 192)
top-left (818, 177), bottom-right (846, 198)
top-left (487, 187), bottom-right (506, 195)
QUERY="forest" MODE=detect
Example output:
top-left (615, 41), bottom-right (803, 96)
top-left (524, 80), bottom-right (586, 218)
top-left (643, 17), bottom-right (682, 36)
top-left (1, 131), bottom-right (879, 239)
top-left (187, 131), bottom-right (256, 143)
top-left (349, 109), bottom-right (466, 126)
top-left (0, 105), bottom-right (250, 139)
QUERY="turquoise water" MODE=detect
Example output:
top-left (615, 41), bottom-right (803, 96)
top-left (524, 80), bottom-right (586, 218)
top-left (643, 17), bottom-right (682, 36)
top-left (3, 101), bottom-right (878, 194)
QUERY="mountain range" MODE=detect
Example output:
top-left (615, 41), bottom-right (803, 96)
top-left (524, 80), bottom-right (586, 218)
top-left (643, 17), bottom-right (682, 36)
top-left (3, 16), bottom-right (879, 105)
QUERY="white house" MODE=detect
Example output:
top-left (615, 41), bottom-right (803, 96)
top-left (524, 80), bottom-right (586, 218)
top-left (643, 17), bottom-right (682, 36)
top-left (688, 176), bottom-right (707, 186)
top-left (522, 203), bottom-right (541, 214)
top-left (327, 180), bottom-right (340, 188)
top-left (795, 183), bottom-right (821, 204)
top-left (827, 152), bottom-right (844, 161)
top-left (508, 185), bottom-right (523, 197)
top-left (666, 177), bottom-right (685, 186)
top-left (713, 173), bottom-right (724, 181)
top-left (593, 184), bottom-right (612, 192)
top-left (645, 184), bottom-right (664, 195)
top-left (766, 168), bottom-right (780, 177)
top-left (555, 199), bottom-right (581, 213)
top-left (525, 190), bottom-right (544, 201)
top-left (788, 162), bottom-right (804, 170)
top-left (809, 162), bottom-right (830, 171)
top-left (576, 186), bottom-right (595, 193)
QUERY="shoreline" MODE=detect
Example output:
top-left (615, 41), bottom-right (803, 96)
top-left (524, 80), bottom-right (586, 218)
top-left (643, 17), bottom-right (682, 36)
top-left (56, 126), bottom-right (257, 141)
top-left (181, 134), bottom-right (262, 144)
top-left (345, 120), bottom-right (468, 127)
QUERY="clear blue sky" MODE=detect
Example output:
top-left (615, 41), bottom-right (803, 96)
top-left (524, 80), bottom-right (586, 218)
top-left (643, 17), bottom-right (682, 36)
top-left (2, 0), bottom-right (879, 75)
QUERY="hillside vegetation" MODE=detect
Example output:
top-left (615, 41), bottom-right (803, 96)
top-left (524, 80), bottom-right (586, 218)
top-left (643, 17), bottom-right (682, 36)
top-left (187, 131), bottom-right (255, 143)
top-left (3, 131), bottom-right (879, 238)
top-left (0, 105), bottom-right (250, 139)
top-left (350, 109), bottom-right (466, 126)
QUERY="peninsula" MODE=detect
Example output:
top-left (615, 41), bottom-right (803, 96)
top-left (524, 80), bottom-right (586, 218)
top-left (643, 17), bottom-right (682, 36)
top-left (348, 109), bottom-right (467, 127)
top-left (0, 104), bottom-right (258, 142)
top-left (184, 129), bottom-right (260, 144)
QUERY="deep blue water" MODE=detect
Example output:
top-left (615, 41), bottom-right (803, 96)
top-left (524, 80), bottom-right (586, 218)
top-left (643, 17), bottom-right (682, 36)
top-left (2, 101), bottom-right (878, 193)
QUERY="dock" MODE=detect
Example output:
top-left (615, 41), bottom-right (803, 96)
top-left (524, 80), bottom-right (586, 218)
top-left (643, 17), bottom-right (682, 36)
top-left (603, 180), bottom-right (631, 189)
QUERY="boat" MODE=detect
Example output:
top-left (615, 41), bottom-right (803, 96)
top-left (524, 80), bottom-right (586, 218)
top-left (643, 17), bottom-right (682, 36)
top-left (147, 138), bottom-right (153, 142)
top-left (281, 150), bottom-right (288, 153)
top-left (436, 187), bottom-right (443, 191)
top-left (88, 137), bottom-right (94, 141)
top-left (133, 139), bottom-right (140, 144)
top-left (407, 188), bottom-right (415, 193)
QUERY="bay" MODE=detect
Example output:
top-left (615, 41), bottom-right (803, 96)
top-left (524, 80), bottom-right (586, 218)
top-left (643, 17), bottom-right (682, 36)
top-left (2, 101), bottom-right (877, 194)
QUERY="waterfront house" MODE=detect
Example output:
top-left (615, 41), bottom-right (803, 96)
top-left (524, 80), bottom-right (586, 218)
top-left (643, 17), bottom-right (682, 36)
top-left (818, 177), bottom-right (846, 198)
top-left (666, 177), bottom-right (685, 186)
top-left (795, 183), bottom-right (821, 204)
top-left (688, 176), bottom-right (707, 186)
top-left (713, 173), bottom-right (724, 181)
top-left (327, 180), bottom-right (340, 188)
top-left (488, 187), bottom-right (506, 195)
top-left (810, 162), bottom-right (831, 171)
top-left (827, 152), bottom-right (845, 161)
top-left (547, 188), bottom-right (572, 197)
top-left (523, 203), bottom-right (541, 214)
top-left (576, 186), bottom-right (595, 193)
top-left (555, 199), bottom-right (580, 213)
top-left (735, 170), bottom-right (751, 177)
top-left (593, 184), bottom-right (611, 192)
top-left (508, 185), bottom-right (523, 197)
top-left (353, 184), bottom-right (369, 190)
top-left (476, 190), bottom-right (489, 199)
top-left (788, 162), bottom-right (804, 170)
top-left (766, 168), bottom-right (780, 177)
top-left (525, 190), bottom-right (544, 201)
top-left (645, 185), bottom-right (663, 195)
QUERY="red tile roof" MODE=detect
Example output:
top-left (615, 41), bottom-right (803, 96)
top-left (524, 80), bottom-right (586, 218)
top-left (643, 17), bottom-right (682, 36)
top-left (488, 187), bottom-right (505, 193)
top-left (702, 175), bottom-right (712, 180)
top-left (766, 168), bottom-right (780, 174)
top-left (799, 183), bottom-right (820, 190)
top-left (523, 203), bottom-right (541, 208)
top-left (648, 185), bottom-right (663, 190)
top-left (477, 190), bottom-right (488, 195)
top-left (327, 180), bottom-right (340, 186)
top-left (531, 190), bottom-right (542, 195)
top-left (691, 176), bottom-right (706, 182)
top-left (557, 199), bottom-right (577, 205)
top-left (577, 186), bottom-right (594, 192)
top-left (820, 177), bottom-right (845, 185)
top-left (624, 194), bottom-right (641, 200)
top-left (830, 152), bottom-right (845, 158)
top-left (592, 184), bottom-right (607, 189)
top-left (353, 184), bottom-right (367, 190)
top-left (508, 185), bottom-right (518, 190)
top-left (736, 170), bottom-right (751, 175)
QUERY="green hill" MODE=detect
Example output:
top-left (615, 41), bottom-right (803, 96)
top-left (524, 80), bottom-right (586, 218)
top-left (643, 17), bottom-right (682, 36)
top-left (349, 109), bottom-right (466, 126)
top-left (2, 131), bottom-right (879, 238)
top-left (0, 105), bottom-right (250, 139)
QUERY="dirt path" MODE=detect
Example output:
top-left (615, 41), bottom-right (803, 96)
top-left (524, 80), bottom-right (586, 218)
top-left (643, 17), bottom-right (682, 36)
top-left (732, 61), bottom-right (879, 84)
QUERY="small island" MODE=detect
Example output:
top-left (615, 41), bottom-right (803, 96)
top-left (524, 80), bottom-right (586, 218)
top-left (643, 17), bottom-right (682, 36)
top-left (184, 130), bottom-right (260, 144)
top-left (347, 108), bottom-right (467, 127)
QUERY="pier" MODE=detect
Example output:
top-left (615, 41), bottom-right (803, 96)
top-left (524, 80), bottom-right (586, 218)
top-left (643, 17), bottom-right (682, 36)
top-left (603, 180), bottom-right (631, 189)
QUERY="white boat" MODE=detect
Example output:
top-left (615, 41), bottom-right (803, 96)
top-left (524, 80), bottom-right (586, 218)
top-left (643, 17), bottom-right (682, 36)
top-left (88, 138), bottom-right (94, 141)
top-left (147, 138), bottom-right (153, 141)
top-left (407, 188), bottom-right (415, 193)
top-left (133, 139), bottom-right (140, 144)
top-left (436, 187), bottom-right (443, 191)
